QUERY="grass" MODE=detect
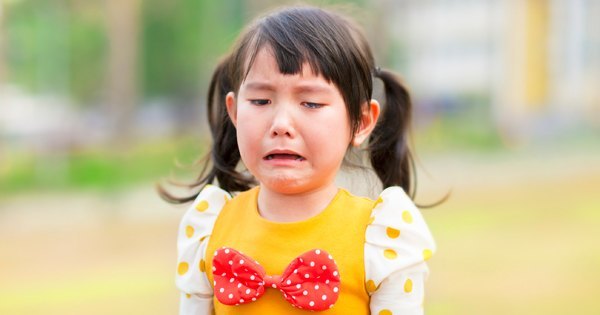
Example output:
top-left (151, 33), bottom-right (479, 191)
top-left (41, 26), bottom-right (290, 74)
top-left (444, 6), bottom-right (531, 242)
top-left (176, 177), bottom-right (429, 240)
top-left (422, 152), bottom-right (600, 314)
top-left (0, 226), bottom-right (180, 315)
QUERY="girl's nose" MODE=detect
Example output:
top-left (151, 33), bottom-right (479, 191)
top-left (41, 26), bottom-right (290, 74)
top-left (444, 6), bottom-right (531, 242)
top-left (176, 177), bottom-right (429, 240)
top-left (269, 106), bottom-right (296, 138)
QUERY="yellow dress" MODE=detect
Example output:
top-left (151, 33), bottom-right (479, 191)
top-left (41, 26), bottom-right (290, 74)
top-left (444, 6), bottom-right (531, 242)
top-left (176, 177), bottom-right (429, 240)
top-left (176, 185), bottom-right (435, 315)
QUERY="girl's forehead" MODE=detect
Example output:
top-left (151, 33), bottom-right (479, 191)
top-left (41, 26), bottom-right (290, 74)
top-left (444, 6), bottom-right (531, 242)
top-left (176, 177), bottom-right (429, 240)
top-left (245, 48), bottom-right (279, 76)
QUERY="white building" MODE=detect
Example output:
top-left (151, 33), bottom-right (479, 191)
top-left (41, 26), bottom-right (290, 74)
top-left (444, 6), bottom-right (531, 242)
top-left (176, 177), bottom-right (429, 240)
top-left (379, 0), bottom-right (600, 143)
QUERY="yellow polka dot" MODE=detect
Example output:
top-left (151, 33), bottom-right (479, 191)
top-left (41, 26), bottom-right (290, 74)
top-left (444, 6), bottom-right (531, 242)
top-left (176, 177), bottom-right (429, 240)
top-left (199, 259), bottom-right (206, 273)
top-left (366, 279), bottom-right (378, 293)
top-left (423, 249), bottom-right (433, 261)
top-left (195, 200), bottom-right (209, 212)
top-left (185, 225), bottom-right (194, 238)
top-left (386, 227), bottom-right (400, 239)
top-left (404, 278), bottom-right (413, 293)
top-left (383, 249), bottom-right (397, 259)
top-left (402, 210), bottom-right (413, 223)
top-left (186, 293), bottom-right (191, 299)
top-left (178, 262), bottom-right (189, 275)
top-left (379, 310), bottom-right (392, 315)
top-left (374, 197), bottom-right (383, 207)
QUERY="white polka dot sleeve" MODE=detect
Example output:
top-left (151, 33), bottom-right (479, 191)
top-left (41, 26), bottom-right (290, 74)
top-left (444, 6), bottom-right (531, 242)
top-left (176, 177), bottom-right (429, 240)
top-left (176, 185), bottom-right (230, 315)
top-left (365, 187), bottom-right (436, 315)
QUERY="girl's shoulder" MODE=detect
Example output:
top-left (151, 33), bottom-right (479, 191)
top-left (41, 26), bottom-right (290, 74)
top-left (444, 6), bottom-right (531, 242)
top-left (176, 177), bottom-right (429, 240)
top-left (176, 184), bottom-right (233, 300)
top-left (187, 184), bottom-right (233, 213)
top-left (177, 185), bottom-right (233, 242)
top-left (364, 186), bottom-right (437, 287)
top-left (370, 186), bottom-right (425, 223)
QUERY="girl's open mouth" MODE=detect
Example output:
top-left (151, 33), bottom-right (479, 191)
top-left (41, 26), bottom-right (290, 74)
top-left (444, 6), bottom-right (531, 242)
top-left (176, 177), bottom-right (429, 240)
top-left (264, 154), bottom-right (306, 161)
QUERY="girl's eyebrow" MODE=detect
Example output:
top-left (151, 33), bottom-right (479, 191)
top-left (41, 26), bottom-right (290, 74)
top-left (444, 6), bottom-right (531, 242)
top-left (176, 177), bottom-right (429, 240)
top-left (244, 82), bottom-right (276, 92)
top-left (244, 81), bottom-right (333, 94)
top-left (293, 85), bottom-right (332, 95)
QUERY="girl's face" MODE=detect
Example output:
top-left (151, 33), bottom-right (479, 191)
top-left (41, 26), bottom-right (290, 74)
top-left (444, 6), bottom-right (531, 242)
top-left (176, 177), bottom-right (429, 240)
top-left (226, 48), bottom-right (353, 195)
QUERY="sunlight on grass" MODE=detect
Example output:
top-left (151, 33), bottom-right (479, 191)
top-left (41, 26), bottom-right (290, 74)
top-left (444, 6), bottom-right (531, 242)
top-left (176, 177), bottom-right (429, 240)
top-left (0, 269), bottom-right (174, 314)
top-left (425, 166), bottom-right (600, 315)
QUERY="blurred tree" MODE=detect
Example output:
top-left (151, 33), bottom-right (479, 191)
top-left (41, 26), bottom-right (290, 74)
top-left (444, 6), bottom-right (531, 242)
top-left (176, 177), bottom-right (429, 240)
top-left (6, 0), bottom-right (37, 90)
top-left (140, 0), bottom-right (245, 136)
top-left (141, 0), bottom-right (244, 101)
top-left (6, 0), bottom-right (70, 96)
top-left (5, 0), bottom-right (106, 104)
top-left (68, 0), bottom-right (107, 104)
top-left (0, 1), bottom-right (4, 184)
top-left (0, 2), bottom-right (6, 85)
top-left (106, 0), bottom-right (141, 142)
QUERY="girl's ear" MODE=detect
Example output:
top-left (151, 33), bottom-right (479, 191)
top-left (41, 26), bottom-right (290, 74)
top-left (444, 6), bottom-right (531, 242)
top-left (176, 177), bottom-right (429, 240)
top-left (352, 99), bottom-right (380, 147)
top-left (225, 92), bottom-right (238, 126)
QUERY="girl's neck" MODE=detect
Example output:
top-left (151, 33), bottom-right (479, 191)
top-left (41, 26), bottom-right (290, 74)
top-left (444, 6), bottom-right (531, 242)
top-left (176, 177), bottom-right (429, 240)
top-left (256, 183), bottom-right (339, 223)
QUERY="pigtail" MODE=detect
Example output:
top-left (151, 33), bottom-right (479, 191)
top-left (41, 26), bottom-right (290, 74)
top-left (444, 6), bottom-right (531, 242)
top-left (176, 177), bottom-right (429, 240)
top-left (368, 68), bottom-right (415, 196)
top-left (205, 57), bottom-right (256, 193)
top-left (157, 57), bottom-right (255, 204)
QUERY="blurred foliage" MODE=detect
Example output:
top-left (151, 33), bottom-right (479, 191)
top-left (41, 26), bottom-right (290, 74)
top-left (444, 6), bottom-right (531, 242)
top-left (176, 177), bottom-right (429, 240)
top-left (4, 0), bottom-right (370, 104)
top-left (68, 2), bottom-right (107, 104)
top-left (141, 0), bottom-right (244, 101)
top-left (6, 0), bottom-right (106, 102)
top-left (4, 0), bottom-right (246, 104)
top-left (0, 137), bottom-right (207, 196)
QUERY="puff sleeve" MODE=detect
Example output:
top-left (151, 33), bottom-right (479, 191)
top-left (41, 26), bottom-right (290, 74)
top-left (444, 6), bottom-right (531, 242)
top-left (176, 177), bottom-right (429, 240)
top-left (175, 185), bottom-right (231, 315)
top-left (365, 187), bottom-right (436, 315)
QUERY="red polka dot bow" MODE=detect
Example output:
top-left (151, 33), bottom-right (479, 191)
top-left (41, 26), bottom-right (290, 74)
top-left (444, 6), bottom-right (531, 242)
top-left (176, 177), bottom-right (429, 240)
top-left (212, 247), bottom-right (341, 311)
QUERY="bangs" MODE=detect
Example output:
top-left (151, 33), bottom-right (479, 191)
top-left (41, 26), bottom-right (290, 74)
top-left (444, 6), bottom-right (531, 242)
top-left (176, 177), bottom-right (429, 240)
top-left (243, 34), bottom-right (326, 82)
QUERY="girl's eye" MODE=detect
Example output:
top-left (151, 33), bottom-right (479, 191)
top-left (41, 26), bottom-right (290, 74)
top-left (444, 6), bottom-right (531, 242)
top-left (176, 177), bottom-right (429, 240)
top-left (302, 102), bottom-right (323, 109)
top-left (250, 99), bottom-right (271, 106)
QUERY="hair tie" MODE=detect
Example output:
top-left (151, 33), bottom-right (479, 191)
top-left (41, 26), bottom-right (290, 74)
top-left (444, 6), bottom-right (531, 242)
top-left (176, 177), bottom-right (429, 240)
top-left (374, 66), bottom-right (382, 76)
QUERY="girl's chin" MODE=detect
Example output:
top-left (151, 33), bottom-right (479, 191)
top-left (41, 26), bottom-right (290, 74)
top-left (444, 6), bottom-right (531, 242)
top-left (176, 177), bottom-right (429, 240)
top-left (257, 175), bottom-right (316, 195)
top-left (258, 176), bottom-right (335, 196)
top-left (260, 179), bottom-right (306, 195)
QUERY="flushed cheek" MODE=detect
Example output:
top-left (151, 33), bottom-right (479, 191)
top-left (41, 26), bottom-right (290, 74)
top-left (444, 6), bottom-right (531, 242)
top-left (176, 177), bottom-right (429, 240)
top-left (306, 126), bottom-right (350, 157)
top-left (236, 123), bottom-right (263, 169)
top-left (314, 144), bottom-right (347, 170)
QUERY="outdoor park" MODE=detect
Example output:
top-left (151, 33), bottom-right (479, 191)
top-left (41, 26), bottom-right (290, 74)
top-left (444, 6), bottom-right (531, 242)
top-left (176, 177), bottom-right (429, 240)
top-left (1, 0), bottom-right (599, 314)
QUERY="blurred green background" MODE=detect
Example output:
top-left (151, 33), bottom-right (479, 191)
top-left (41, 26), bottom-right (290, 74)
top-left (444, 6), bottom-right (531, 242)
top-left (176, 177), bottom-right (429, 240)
top-left (0, 0), bottom-right (599, 314)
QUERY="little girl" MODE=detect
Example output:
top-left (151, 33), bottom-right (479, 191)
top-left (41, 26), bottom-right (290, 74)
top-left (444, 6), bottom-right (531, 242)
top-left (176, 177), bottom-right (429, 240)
top-left (162, 6), bottom-right (436, 315)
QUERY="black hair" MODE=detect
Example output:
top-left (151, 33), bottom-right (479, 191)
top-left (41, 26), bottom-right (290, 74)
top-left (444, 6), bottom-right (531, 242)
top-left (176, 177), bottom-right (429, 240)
top-left (158, 6), bottom-right (419, 203)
